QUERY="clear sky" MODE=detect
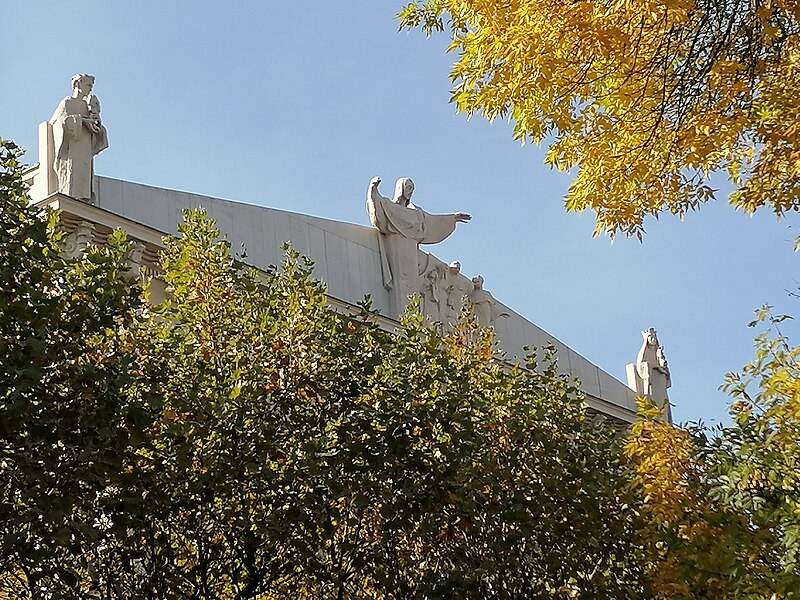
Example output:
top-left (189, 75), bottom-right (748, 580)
top-left (3, 1), bottom-right (798, 426)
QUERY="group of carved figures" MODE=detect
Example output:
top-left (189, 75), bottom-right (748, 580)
top-left (367, 177), bottom-right (507, 329)
top-left (365, 175), bottom-right (673, 413)
top-left (44, 75), bottom-right (674, 418)
top-left (420, 260), bottom-right (509, 328)
top-left (61, 221), bottom-right (145, 281)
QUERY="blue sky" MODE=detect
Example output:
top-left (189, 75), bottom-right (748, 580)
top-left (3, 1), bottom-right (798, 425)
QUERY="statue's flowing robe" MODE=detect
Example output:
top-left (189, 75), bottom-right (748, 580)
top-left (367, 194), bottom-right (459, 245)
top-left (367, 192), bottom-right (461, 292)
top-left (634, 339), bottom-right (670, 403)
top-left (50, 96), bottom-right (109, 200)
top-left (470, 289), bottom-right (509, 327)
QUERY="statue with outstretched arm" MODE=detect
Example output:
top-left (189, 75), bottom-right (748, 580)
top-left (366, 176), bottom-right (470, 302)
top-left (366, 177), bottom-right (471, 244)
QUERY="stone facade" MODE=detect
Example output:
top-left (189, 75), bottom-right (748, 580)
top-left (20, 78), bottom-right (671, 427)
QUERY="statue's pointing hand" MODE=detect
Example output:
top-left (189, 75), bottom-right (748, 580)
top-left (455, 213), bottom-right (471, 223)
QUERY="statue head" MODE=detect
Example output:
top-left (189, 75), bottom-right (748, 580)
top-left (472, 275), bottom-right (484, 290)
top-left (448, 261), bottom-right (461, 276)
top-left (71, 73), bottom-right (95, 97)
top-left (427, 263), bottom-right (445, 281)
top-left (656, 345), bottom-right (668, 367)
top-left (393, 178), bottom-right (414, 206)
top-left (87, 94), bottom-right (101, 114)
top-left (642, 328), bottom-right (659, 347)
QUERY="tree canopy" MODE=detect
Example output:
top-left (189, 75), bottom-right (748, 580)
top-left (1, 140), bottom-right (647, 598)
top-left (4, 138), bottom-right (800, 597)
top-left (398, 0), bottom-right (800, 238)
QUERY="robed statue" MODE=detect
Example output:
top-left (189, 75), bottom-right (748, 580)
top-left (367, 177), bottom-right (470, 245)
top-left (50, 74), bottom-right (109, 200)
top-left (626, 327), bottom-right (672, 421)
top-left (366, 177), bottom-right (470, 303)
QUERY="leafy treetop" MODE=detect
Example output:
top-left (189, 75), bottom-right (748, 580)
top-left (399, 0), bottom-right (800, 238)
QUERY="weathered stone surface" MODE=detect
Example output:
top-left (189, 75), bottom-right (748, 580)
top-left (61, 221), bottom-right (95, 259)
top-left (469, 275), bottom-right (510, 328)
top-left (366, 176), bottom-right (470, 313)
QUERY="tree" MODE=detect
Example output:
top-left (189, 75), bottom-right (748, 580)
top-left (395, 3), bottom-right (800, 593)
top-left (715, 306), bottom-right (800, 594)
top-left (1, 140), bottom-right (648, 598)
top-left (99, 212), bottom-right (650, 598)
top-left (398, 0), bottom-right (800, 238)
top-left (625, 308), bottom-right (800, 599)
top-left (0, 139), bottom-right (155, 597)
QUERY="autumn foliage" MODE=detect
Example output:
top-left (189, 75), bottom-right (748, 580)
top-left (627, 380), bottom-right (800, 598)
top-left (399, 0), bottom-right (800, 238)
top-left (4, 138), bottom-right (800, 597)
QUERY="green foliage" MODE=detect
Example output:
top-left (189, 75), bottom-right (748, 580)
top-left (626, 307), bottom-right (800, 598)
top-left (716, 307), bottom-right (800, 589)
top-left (0, 139), bottom-right (152, 596)
top-left (0, 140), bottom-right (647, 598)
top-left (117, 210), bottom-right (647, 598)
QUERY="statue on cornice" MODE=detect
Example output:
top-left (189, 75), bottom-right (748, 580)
top-left (420, 262), bottom-right (446, 322)
top-left (443, 261), bottom-right (472, 326)
top-left (367, 177), bottom-right (471, 245)
top-left (366, 177), bottom-right (470, 313)
top-left (627, 327), bottom-right (672, 419)
top-left (469, 275), bottom-right (510, 328)
top-left (50, 74), bottom-right (109, 201)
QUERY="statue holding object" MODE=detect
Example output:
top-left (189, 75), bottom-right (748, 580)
top-left (50, 74), bottom-right (109, 201)
top-left (626, 328), bottom-right (672, 420)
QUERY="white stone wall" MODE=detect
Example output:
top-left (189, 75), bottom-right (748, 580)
top-left (94, 177), bottom-right (393, 316)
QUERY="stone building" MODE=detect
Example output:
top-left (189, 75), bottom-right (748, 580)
top-left (22, 75), bottom-right (673, 429)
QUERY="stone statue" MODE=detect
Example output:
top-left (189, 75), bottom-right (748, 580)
top-left (420, 262), bottom-right (446, 322)
top-left (626, 328), bottom-right (672, 418)
top-left (468, 275), bottom-right (510, 328)
top-left (49, 74), bottom-right (109, 200)
top-left (655, 345), bottom-right (672, 390)
top-left (367, 177), bottom-right (471, 244)
top-left (366, 176), bottom-right (470, 313)
top-left (443, 261), bottom-right (472, 325)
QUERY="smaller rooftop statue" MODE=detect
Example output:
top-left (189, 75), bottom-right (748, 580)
top-left (626, 328), bottom-right (672, 420)
top-left (50, 74), bottom-right (109, 201)
top-left (443, 261), bottom-right (472, 326)
top-left (469, 275), bottom-right (510, 328)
